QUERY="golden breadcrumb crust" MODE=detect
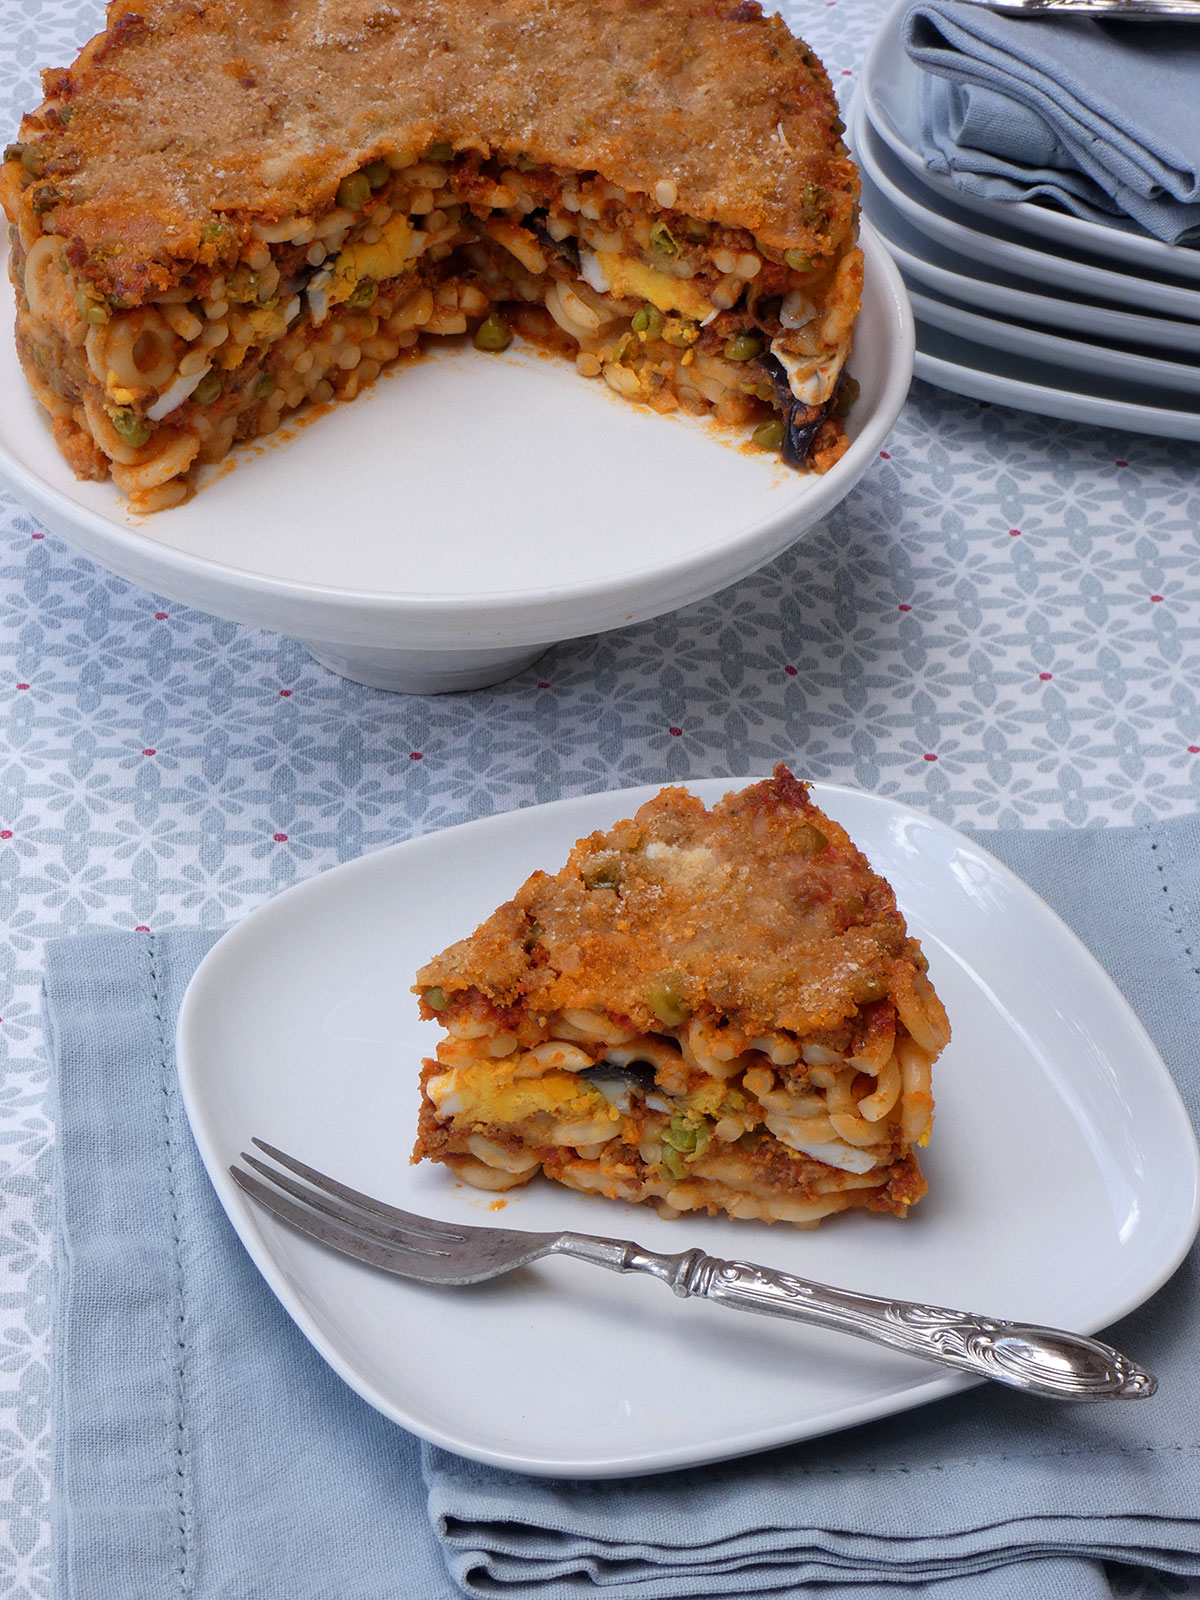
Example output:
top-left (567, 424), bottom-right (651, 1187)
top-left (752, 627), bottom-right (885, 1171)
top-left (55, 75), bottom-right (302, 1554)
top-left (415, 765), bottom-right (943, 1042)
top-left (3, 0), bottom-right (855, 305)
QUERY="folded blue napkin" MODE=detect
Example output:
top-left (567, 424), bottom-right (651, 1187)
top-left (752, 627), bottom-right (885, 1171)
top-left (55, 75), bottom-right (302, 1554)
top-left (48, 814), bottom-right (1200, 1600)
top-left (902, 0), bottom-right (1200, 243)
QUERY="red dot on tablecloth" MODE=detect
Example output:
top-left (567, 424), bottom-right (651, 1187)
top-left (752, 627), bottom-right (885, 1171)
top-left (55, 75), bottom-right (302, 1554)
top-left (1039, 672), bottom-right (1052, 681)
top-left (154, 611), bottom-right (169, 620)
top-left (0, 831), bottom-right (11, 840)
top-left (141, 748), bottom-right (156, 756)
top-left (273, 832), bottom-right (288, 842)
top-left (1008, 529), bottom-right (1021, 537)
top-left (1189, 746), bottom-right (1200, 755)
top-left (278, 689), bottom-right (293, 697)
top-left (923, 753), bottom-right (938, 762)
top-left (31, 532), bottom-right (43, 540)
top-left (537, 681), bottom-right (551, 688)
top-left (879, 450), bottom-right (891, 459)
top-left (898, 604), bottom-right (912, 612)
top-left (1116, 460), bottom-right (1129, 468)
top-left (1151, 594), bottom-right (1164, 603)
top-left (15, 683), bottom-right (28, 690)
top-left (784, 664), bottom-right (798, 676)
top-left (669, 726), bottom-right (683, 737)
top-left (135, 926), bottom-right (149, 932)
top-left (979, 401), bottom-right (991, 408)
top-left (841, 68), bottom-right (852, 74)
top-left (409, 751), bottom-right (423, 760)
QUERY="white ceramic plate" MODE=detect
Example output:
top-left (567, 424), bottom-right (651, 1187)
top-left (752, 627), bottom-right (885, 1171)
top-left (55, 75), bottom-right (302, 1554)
top-left (851, 103), bottom-right (1200, 322)
top-left (0, 227), bottom-right (911, 694)
top-left (861, 168), bottom-right (1200, 357)
top-left (914, 324), bottom-right (1200, 441)
top-left (909, 289), bottom-right (1200, 397)
top-left (176, 780), bottom-right (1200, 1478)
top-left (859, 0), bottom-right (1200, 284)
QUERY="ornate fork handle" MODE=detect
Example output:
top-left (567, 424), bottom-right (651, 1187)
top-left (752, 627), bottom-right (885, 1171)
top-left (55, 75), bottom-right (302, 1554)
top-left (556, 1236), bottom-right (1156, 1401)
top-left (959, 0), bottom-right (1200, 17)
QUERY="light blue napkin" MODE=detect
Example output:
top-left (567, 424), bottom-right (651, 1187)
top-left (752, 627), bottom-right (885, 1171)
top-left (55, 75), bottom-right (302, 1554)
top-left (902, 0), bottom-right (1200, 243)
top-left (48, 814), bottom-right (1200, 1600)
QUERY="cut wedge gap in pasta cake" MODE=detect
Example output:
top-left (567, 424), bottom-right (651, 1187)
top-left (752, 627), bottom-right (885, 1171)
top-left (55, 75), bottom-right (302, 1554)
top-left (413, 767), bottom-right (950, 1228)
top-left (3, 0), bottom-right (862, 513)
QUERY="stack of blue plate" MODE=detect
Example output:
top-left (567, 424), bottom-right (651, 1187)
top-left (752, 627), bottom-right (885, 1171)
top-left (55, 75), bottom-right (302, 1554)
top-left (851, 1), bottom-right (1200, 440)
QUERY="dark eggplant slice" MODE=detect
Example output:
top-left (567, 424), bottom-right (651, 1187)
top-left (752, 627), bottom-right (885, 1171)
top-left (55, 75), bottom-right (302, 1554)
top-left (526, 211), bottom-right (581, 271)
top-left (759, 350), bottom-right (830, 469)
top-left (579, 1060), bottom-right (658, 1093)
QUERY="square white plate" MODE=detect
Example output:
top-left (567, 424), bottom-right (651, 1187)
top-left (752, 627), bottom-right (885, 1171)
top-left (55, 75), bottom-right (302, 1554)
top-left (176, 782), bottom-right (1200, 1477)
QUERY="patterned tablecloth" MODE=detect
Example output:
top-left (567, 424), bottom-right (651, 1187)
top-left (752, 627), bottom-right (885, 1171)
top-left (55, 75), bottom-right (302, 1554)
top-left (2, 0), bottom-right (1199, 1592)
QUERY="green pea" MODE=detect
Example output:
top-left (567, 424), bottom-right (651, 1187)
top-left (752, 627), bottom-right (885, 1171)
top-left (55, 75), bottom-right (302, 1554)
top-left (660, 1145), bottom-right (685, 1180)
top-left (427, 141), bottom-right (454, 162)
top-left (723, 333), bottom-right (762, 362)
top-left (336, 170), bottom-right (372, 211)
top-left (784, 248), bottom-right (812, 273)
top-left (252, 374), bottom-right (276, 400)
top-left (582, 858), bottom-right (621, 889)
top-left (347, 276), bottom-right (378, 308)
top-left (224, 264), bottom-right (256, 301)
top-left (791, 822), bottom-right (828, 856)
top-left (515, 152), bottom-right (535, 171)
top-left (364, 160), bottom-right (390, 189)
top-left (201, 220), bottom-right (230, 243)
top-left (74, 289), bottom-right (110, 324)
top-left (58, 103), bottom-right (75, 125)
top-left (3, 143), bottom-right (24, 165)
top-left (108, 407), bottom-right (151, 448)
top-left (473, 311), bottom-right (511, 352)
top-left (644, 973), bottom-right (689, 1027)
top-left (662, 316), bottom-right (698, 349)
top-left (834, 375), bottom-right (860, 418)
top-left (739, 1127), bottom-right (765, 1152)
top-left (664, 1112), bottom-right (710, 1157)
top-left (423, 986), bottom-right (448, 1012)
top-left (649, 220), bottom-right (679, 257)
top-left (631, 302), bottom-right (664, 339)
top-left (192, 370), bottom-right (221, 405)
top-left (663, 1116), bottom-right (697, 1153)
top-left (855, 972), bottom-right (890, 1003)
top-left (752, 419), bottom-right (785, 451)
top-left (31, 184), bottom-right (61, 216)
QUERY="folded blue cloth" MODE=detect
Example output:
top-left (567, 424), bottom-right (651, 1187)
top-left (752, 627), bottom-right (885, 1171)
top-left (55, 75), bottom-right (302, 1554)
top-left (48, 815), bottom-right (1200, 1600)
top-left (902, 0), bottom-right (1200, 243)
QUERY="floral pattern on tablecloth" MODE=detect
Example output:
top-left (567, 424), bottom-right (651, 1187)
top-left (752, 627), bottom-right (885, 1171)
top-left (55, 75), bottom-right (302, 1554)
top-left (1, 0), bottom-right (1199, 1592)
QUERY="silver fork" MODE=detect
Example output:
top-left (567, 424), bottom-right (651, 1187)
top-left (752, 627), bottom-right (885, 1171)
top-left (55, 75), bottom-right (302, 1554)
top-left (231, 1139), bottom-right (1157, 1403)
top-left (952, 0), bottom-right (1200, 18)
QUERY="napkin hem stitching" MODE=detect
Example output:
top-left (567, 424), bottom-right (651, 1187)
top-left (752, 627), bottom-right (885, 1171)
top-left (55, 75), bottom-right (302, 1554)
top-left (149, 933), bottom-right (194, 1596)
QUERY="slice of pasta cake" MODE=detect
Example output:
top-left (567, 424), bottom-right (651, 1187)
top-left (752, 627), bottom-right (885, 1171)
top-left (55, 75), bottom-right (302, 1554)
top-left (413, 767), bottom-right (950, 1227)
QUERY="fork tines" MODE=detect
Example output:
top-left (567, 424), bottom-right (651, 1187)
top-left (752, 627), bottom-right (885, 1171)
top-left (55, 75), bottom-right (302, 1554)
top-left (230, 1138), bottom-right (465, 1271)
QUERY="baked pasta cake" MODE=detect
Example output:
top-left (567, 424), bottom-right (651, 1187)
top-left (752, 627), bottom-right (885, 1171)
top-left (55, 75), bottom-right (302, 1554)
top-left (413, 768), bottom-right (950, 1227)
top-left (2, 0), bottom-right (862, 513)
